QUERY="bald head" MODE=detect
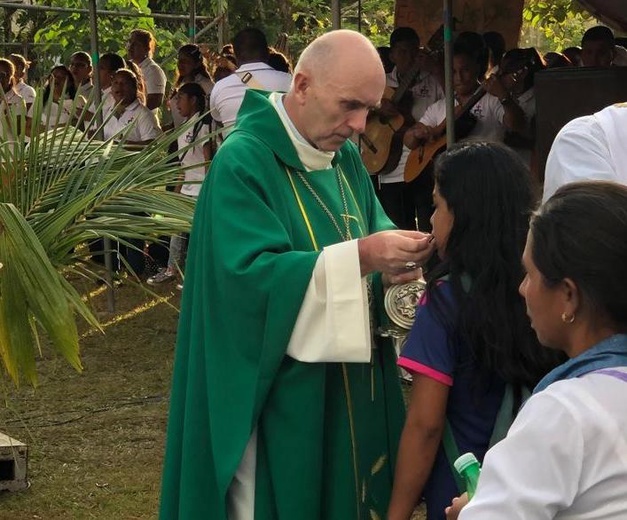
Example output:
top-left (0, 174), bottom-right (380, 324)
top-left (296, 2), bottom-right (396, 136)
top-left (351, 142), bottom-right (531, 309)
top-left (284, 30), bottom-right (385, 151)
top-left (295, 30), bottom-right (384, 86)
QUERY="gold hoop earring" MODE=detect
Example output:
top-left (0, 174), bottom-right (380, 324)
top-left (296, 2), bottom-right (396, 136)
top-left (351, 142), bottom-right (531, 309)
top-left (561, 312), bottom-right (575, 324)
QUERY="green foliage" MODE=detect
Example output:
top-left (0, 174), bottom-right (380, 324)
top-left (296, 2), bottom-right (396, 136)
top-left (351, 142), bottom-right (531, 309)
top-left (0, 89), bottom-right (206, 385)
top-left (521, 0), bottom-right (596, 51)
top-left (28, 0), bottom-right (190, 80)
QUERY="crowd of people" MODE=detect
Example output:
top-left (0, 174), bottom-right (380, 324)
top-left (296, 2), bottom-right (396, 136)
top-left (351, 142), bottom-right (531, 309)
top-left (371, 24), bottom-right (627, 233)
top-left (2, 20), bottom-right (626, 520)
top-left (0, 27), bottom-right (294, 284)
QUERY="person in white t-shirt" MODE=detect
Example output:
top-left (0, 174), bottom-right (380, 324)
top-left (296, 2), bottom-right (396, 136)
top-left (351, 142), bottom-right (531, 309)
top-left (404, 44), bottom-right (527, 153)
top-left (148, 82), bottom-right (210, 287)
top-left (499, 47), bottom-right (546, 175)
top-left (103, 68), bottom-right (162, 145)
top-left (26, 65), bottom-right (82, 134)
top-left (209, 27), bottom-right (292, 139)
top-left (0, 58), bottom-right (26, 144)
top-left (446, 181), bottom-right (627, 520)
top-left (127, 29), bottom-right (167, 112)
top-left (8, 53), bottom-right (35, 111)
top-left (69, 51), bottom-right (94, 101)
top-left (87, 52), bottom-right (125, 122)
top-left (375, 27), bottom-right (444, 231)
top-left (542, 102), bottom-right (627, 202)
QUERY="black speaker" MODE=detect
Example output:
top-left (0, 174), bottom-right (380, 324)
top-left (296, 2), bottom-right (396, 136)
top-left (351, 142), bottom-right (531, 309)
top-left (535, 67), bottom-right (627, 182)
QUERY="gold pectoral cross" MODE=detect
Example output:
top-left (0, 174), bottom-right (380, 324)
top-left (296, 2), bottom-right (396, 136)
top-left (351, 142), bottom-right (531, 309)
top-left (341, 213), bottom-right (360, 240)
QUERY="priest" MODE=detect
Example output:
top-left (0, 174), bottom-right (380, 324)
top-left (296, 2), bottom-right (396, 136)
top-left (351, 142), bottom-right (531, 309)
top-left (160, 29), bottom-right (434, 520)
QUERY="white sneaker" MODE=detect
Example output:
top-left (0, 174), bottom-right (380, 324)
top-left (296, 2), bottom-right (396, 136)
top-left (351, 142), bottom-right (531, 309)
top-left (147, 267), bottom-right (176, 285)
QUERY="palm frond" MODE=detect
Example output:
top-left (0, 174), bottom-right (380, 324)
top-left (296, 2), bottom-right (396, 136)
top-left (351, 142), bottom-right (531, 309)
top-left (0, 85), bottom-right (218, 385)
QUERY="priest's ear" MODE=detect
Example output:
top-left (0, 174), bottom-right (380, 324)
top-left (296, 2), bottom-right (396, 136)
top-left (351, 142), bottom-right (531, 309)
top-left (290, 70), bottom-right (312, 105)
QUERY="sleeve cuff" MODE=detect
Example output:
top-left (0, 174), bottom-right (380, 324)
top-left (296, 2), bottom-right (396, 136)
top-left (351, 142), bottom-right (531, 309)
top-left (397, 357), bottom-right (453, 386)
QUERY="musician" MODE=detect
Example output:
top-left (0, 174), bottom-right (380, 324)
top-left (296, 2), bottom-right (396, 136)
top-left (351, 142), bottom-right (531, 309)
top-left (378, 27), bottom-right (444, 231)
top-left (404, 43), bottom-right (527, 152)
top-left (500, 48), bottom-right (546, 173)
top-left (580, 25), bottom-right (616, 68)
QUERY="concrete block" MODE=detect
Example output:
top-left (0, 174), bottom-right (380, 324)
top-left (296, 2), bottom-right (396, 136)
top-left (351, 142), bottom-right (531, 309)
top-left (0, 432), bottom-right (28, 491)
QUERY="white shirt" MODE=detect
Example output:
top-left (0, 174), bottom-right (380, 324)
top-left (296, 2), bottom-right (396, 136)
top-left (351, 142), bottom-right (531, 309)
top-left (102, 99), bottom-right (162, 142)
top-left (15, 80), bottom-right (36, 105)
top-left (209, 62), bottom-right (292, 133)
top-left (459, 368), bottom-right (627, 520)
top-left (543, 102), bottom-right (627, 202)
top-left (177, 113), bottom-right (210, 197)
top-left (138, 57), bottom-right (166, 96)
top-left (420, 93), bottom-right (506, 143)
top-left (28, 97), bottom-right (76, 129)
top-left (0, 89), bottom-right (26, 140)
top-left (381, 68), bottom-right (444, 184)
top-left (77, 82), bottom-right (94, 100)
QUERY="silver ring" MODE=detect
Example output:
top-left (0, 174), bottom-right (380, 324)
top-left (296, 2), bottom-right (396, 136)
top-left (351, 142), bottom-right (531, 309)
top-left (404, 261), bottom-right (417, 270)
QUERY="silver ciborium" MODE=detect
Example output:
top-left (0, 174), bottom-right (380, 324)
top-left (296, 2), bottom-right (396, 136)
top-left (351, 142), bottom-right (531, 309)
top-left (378, 279), bottom-right (425, 344)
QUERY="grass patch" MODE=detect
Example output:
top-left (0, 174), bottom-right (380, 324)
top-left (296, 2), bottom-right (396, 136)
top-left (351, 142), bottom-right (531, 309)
top-left (0, 280), bottom-right (180, 520)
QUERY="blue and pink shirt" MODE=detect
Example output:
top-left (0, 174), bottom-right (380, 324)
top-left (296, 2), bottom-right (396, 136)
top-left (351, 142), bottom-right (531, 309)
top-left (398, 280), bottom-right (505, 520)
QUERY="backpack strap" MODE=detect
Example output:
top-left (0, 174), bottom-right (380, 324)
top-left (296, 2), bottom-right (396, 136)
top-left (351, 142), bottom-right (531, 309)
top-left (443, 382), bottom-right (531, 494)
top-left (488, 383), bottom-right (531, 447)
top-left (443, 419), bottom-right (465, 493)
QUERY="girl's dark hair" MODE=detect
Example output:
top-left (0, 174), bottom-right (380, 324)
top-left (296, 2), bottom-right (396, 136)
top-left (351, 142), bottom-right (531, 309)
top-left (177, 81), bottom-right (206, 114)
top-left (500, 47), bottom-right (546, 92)
top-left (530, 181), bottom-right (627, 332)
top-left (122, 61), bottom-right (146, 102)
top-left (454, 31), bottom-right (489, 79)
top-left (0, 58), bottom-right (16, 88)
top-left (100, 52), bottom-right (125, 74)
top-left (268, 47), bottom-right (292, 73)
top-left (114, 68), bottom-right (145, 105)
top-left (427, 142), bottom-right (562, 388)
top-left (43, 65), bottom-right (77, 103)
top-left (544, 51), bottom-right (573, 69)
top-left (175, 44), bottom-right (212, 86)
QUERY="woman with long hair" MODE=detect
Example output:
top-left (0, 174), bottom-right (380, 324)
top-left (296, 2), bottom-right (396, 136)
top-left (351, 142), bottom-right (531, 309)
top-left (446, 181), bottom-right (627, 519)
top-left (168, 44), bottom-right (214, 129)
top-left (27, 65), bottom-right (81, 133)
top-left (388, 142), bottom-right (562, 520)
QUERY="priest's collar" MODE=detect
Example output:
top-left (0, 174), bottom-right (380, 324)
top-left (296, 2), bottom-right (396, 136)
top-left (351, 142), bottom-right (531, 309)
top-left (269, 92), bottom-right (335, 171)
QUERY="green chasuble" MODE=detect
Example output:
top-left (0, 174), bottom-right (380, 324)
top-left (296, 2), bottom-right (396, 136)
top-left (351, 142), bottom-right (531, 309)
top-left (160, 89), bottom-right (405, 519)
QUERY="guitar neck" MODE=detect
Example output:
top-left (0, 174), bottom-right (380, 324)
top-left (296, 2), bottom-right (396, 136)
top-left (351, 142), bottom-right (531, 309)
top-left (458, 84), bottom-right (486, 116)
top-left (390, 62), bottom-right (421, 105)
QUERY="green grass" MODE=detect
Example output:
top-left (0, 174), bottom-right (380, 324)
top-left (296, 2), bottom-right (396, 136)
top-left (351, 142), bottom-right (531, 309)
top-left (0, 280), bottom-right (180, 520)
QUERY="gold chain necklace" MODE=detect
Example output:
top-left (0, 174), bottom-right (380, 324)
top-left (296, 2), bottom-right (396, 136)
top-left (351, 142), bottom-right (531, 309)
top-left (295, 167), bottom-right (353, 242)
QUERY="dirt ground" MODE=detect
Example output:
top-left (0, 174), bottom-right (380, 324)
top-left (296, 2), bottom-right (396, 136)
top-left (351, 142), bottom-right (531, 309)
top-left (0, 280), bottom-right (426, 520)
top-left (0, 281), bottom-right (179, 520)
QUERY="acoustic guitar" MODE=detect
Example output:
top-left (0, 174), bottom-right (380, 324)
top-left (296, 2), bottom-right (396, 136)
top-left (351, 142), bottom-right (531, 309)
top-left (360, 60), bottom-right (421, 175)
top-left (403, 84), bottom-right (486, 183)
top-left (403, 63), bottom-right (530, 183)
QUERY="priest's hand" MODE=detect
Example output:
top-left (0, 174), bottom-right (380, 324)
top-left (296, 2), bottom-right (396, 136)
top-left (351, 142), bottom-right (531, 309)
top-left (358, 230), bottom-right (434, 277)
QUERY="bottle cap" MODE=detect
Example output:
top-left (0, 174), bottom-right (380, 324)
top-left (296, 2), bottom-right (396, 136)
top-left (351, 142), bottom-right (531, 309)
top-left (454, 452), bottom-right (479, 474)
